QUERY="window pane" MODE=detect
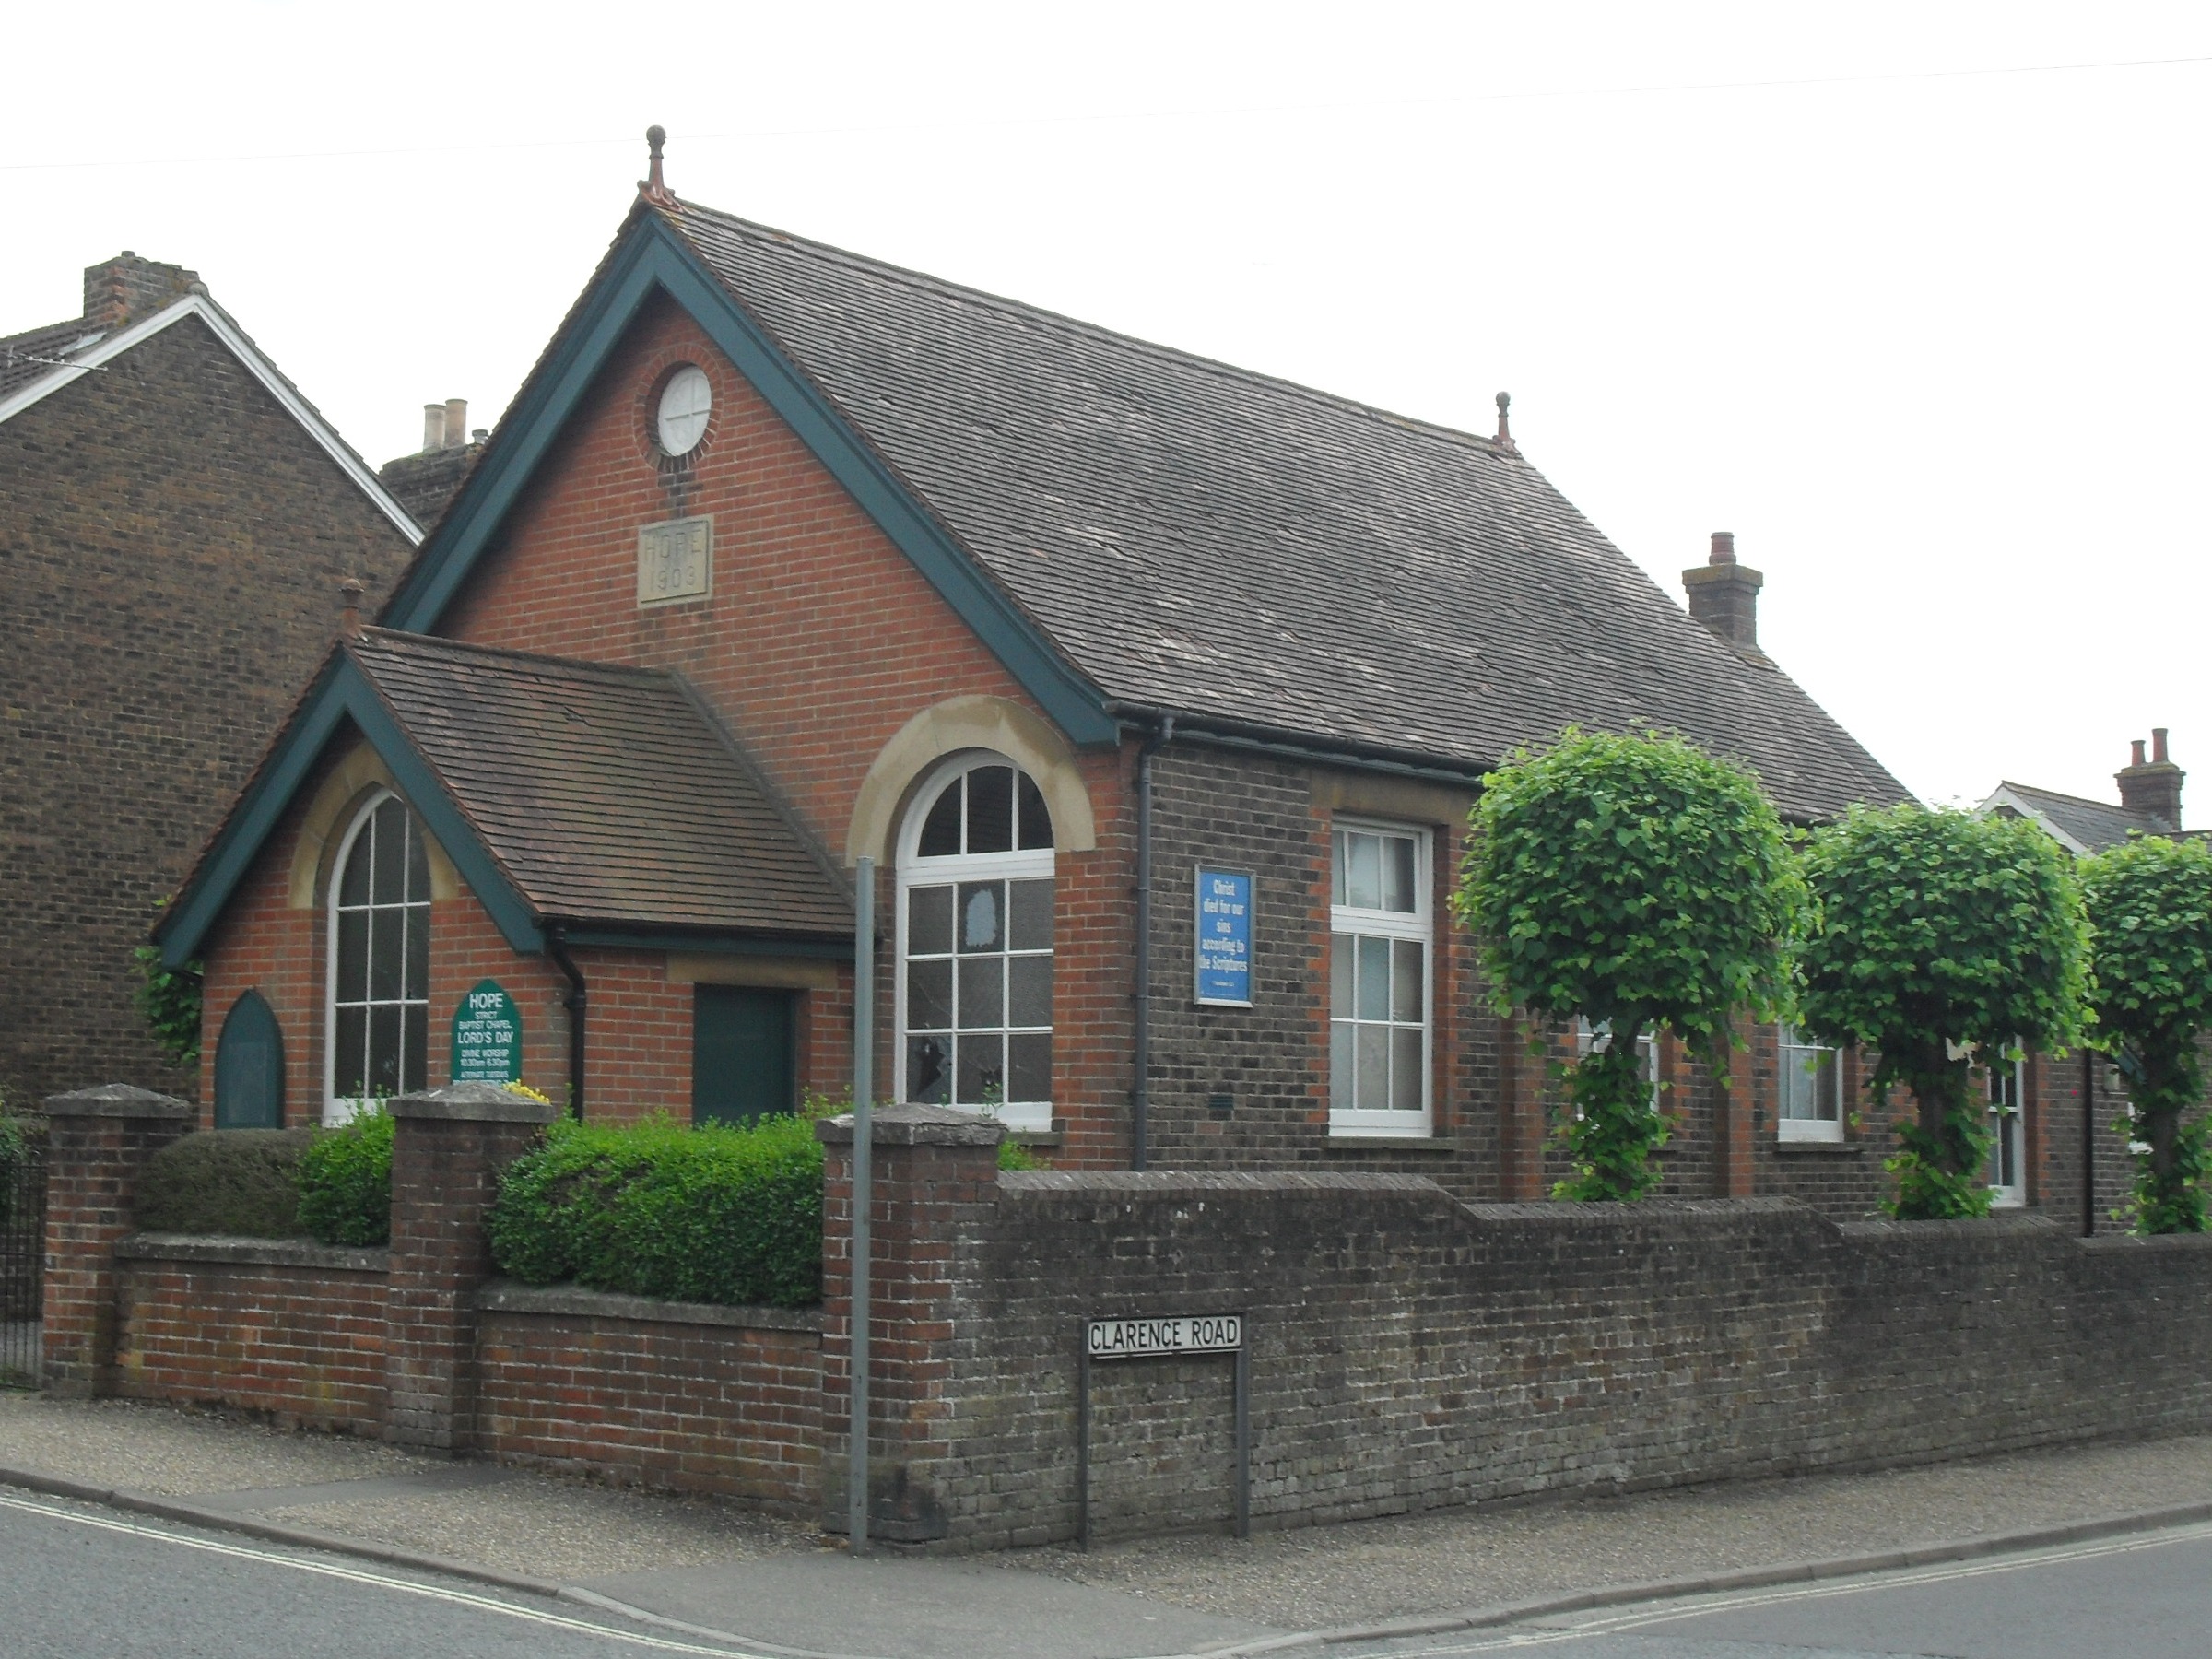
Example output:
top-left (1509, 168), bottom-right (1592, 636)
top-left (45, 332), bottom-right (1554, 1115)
top-left (1331, 1021), bottom-right (1354, 1108)
top-left (1016, 772), bottom-right (1053, 850)
top-left (371, 801), bottom-right (406, 901)
top-left (339, 831), bottom-right (371, 907)
top-left (1007, 1031), bottom-right (1051, 1102)
top-left (918, 782), bottom-right (962, 857)
top-left (1007, 955), bottom-right (1052, 1028)
top-left (403, 904), bottom-right (429, 999)
top-left (1008, 879), bottom-right (1053, 951)
top-left (335, 911), bottom-right (368, 1002)
top-left (956, 1032), bottom-right (1006, 1105)
top-left (1356, 1024), bottom-right (1388, 1112)
top-left (967, 766), bottom-right (1014, 853)
top-left (1383, 835), bottom-right (1417, 913)
top-left (368, 1005), bottom-right (403, 1098)
top-left (1391, 1027), bottom-right (1423, 1112)
top-left (335, 1006), bottom-right (367, 1099)
top-left (405, 819), bottom-right (429, 902)
top-left (907, 959), bottom-right (952, 1030)
top-left (369, 910), bottom-right (404, 1000)
top-left (1779, 1048), bottom-right (1811, 1120)
top-left (958, 881), bottom-right (1005, 952)
top-left (1812, 1050), bottom-right (1841, 1121)
top-left (957, 957), bottom-right (1004, 1030)
top-left (402, 1004), bottom-right (428, 1094)
top-left (906, 1034), bottom-right (949, 1103)
top-left (1346, 832), bottom-right (1382, 911)
top-left (908, 885), bottom-right (953, 956)
top-left (1392, 939), bottom-right (1424, 1023)
top-left (1357, 935), bottom-right (1390, 1021)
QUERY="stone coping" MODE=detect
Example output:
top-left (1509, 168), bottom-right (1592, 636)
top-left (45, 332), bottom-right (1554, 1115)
top-left (816, 1104), bottom-right (1004, 1147)
top-left (117, 1232), bottom-right (389, 1273)
top-left (41, 1085), bottom-right (194, 1120)
top-left (387, 1084), bottom-right (559, 1124)
top-left (473, 1278), bottom-right (823, 1334)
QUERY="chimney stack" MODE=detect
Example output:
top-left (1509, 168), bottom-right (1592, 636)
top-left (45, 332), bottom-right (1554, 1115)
top-left (81, 252), bottom-right (199, 329)
top-left (1682, 530), bottom-right (1766, 659)
top-left (443, 398), bottom-right (467, 450)
top-left (2117, 731), bottom-right (2183, 831)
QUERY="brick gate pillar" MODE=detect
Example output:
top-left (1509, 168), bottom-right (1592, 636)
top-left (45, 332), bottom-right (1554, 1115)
top-left (41, 1085), bottom-right (195, 1396)
top-left (383, 1084), bottom-right (557, 1452)
top-left (818, 1104), bottom-right (1004, 1544)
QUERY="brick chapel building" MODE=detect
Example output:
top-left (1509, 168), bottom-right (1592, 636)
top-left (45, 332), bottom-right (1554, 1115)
top-left (152, 154), bottom-right (2094, 1220)
top-left (0, 254), bottom-right (420, 1107)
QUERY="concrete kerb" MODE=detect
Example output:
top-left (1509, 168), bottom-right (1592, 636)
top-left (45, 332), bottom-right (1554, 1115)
top-left (6, 1453), bottom-right (2212, 1659)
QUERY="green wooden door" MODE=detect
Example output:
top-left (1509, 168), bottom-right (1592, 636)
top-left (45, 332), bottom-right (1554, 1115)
top-left (213, 989), bottom-right (285, 1128)
top-left (692, 986), bottom-right (795, 1125)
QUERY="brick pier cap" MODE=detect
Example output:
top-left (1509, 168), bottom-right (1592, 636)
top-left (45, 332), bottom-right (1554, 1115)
top-left (814, 1104), bottom-right (1006, 1147)
top-left (41, 1084), bottom-right (195, 1120)
top-left (386, 1083), bottom-right (561, 1124)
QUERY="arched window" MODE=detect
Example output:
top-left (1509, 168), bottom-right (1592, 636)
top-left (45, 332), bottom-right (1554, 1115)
top-left (326, 793), bottom-right (429, 1121)
top-left (897, 754), bottom-right (1054, 1130)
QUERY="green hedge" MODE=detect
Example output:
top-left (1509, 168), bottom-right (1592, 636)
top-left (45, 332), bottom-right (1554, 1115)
top-left (136, 1128), bottom-right (315, 1237)
top-left (296, 1111), bottom-right (394, 1246)
top-left (488, 1115), bottom-right (823, 1308)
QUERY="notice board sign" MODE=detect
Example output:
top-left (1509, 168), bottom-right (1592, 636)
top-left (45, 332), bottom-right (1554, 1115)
top-left (450, 979), bottom-right (523, 1085)
top-left (1194, 866), bottom-right (1253, 1007)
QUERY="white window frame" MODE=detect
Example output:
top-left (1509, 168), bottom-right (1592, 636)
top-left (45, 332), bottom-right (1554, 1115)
top-left (894, 751), bottom-right (1055, 1133)
top-left (322, 790), bottom-right (430, 1125)
top-left (1573, 1017), bottom-right (1661, 1111)
top-left (1985, 1042), bottom-right (2027, 1207)
top-left (1775, 1025), bottom-right (1845, 1143)
top-left (1327, 818), bottom-right (1434, 1138)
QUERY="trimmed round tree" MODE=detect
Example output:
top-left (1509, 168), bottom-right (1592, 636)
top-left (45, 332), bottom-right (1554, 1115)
top-left (2081, 834), bottom-right (2212, 1233)
top-left (1798, 805), bottom-right (2087, 1220)
top-left (1455, 729), bottom-right (1801, 1202)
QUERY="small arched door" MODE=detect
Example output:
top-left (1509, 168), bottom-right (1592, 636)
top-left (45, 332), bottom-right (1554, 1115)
top-left (214, 989), bottom-right (285, 1129)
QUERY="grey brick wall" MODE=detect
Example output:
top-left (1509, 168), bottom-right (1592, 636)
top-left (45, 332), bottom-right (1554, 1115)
top-left (925, 1173), bottom-right (2212, 1548)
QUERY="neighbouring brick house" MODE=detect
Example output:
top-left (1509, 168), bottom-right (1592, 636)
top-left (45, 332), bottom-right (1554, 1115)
top-left (148, 160), bottom-right (2086, 1219)
top-left (0, 253), bottom-right (420, 1108)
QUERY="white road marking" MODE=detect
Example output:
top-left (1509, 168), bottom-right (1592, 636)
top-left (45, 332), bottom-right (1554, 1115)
top-left (0, 1488), bottom-right (776, 1656)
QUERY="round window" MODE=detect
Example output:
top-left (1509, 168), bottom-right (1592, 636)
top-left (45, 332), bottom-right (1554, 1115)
top-left (654, 364), bottom-right (712, 457)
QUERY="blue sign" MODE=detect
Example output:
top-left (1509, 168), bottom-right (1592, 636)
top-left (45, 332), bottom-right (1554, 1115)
top-left (1194, 866), bottom-right (1254, 1006)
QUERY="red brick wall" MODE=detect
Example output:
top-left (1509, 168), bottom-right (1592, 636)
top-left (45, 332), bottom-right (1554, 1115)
top-left (112, 1248), bottom-right (387, 1431)
top-left (476, 1302), bottom-right (822, 1514)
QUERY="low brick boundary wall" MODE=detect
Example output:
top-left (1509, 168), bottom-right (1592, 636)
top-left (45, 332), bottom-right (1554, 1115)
top-left (113, 1235), bottom-right (388, 1430)
top-left (475, 1282), bottom-right (823, 1515)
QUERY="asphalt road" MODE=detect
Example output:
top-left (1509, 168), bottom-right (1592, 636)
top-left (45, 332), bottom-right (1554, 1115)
top-left (0, 1489), bottom-right (759, 1659)
top-left (1339, 1519), bottom-right (2212, 1659)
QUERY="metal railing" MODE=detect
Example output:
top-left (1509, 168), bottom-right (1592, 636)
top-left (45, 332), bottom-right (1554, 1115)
top-left (0, 1119), bottom-right (44, 1388)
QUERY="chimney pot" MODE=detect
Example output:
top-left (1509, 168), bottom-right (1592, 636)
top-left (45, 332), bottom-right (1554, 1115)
top-left (338, 578), bottom-right (366, 641)
top-left (2153, 727), bottom-right (2170, 765)
top-left (2132, 739), bottom-right (2147, 768)
top-left (1709, 530), bottom-right (1736, 565)
top-left (422, 403), bottom-right (447, 453)
top-left (443, 398), bottom-right (467, 450)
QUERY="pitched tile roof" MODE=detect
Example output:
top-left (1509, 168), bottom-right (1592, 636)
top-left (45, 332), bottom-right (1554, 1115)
top-left (1983, 782), bottom-right (2164, 854)
top-left (350, 629), bottom-right (850, 936)
top-left (0, 317), bottom-right (105, 399)
top-left (661, 200), bottom-right (1908, 821)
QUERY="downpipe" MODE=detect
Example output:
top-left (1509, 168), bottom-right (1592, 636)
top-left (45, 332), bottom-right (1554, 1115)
top-left (1131, 715), bottom-right (1175, 1171)
top-left (547, 924), bottom-right (587, 1120)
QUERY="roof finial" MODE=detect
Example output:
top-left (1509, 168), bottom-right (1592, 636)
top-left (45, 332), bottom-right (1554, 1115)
top-left (641, 124), bottom-right (674, 206)
top-left (1493, 391), bottom-right (1520, 458)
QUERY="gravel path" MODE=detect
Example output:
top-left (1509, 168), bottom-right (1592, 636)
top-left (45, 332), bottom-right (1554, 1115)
top-left (6, 1390), bottom-right (2212, 1634)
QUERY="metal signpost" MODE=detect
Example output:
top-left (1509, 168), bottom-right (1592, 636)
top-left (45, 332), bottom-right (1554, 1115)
top-left (1193, 866), bottom-right (1253, 1007)
top-left (1077, 1313), bottom-right (1248, 1549)
top-left (849, 856), bottom-right (874, 1556)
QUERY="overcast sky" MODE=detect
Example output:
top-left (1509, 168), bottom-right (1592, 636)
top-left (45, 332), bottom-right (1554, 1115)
top-left (5, 2), bottom-right (2206, 811)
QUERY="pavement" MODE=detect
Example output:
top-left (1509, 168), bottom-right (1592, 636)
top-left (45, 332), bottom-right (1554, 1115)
top-left (6, 1388), bottom-right (2212, 1657)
